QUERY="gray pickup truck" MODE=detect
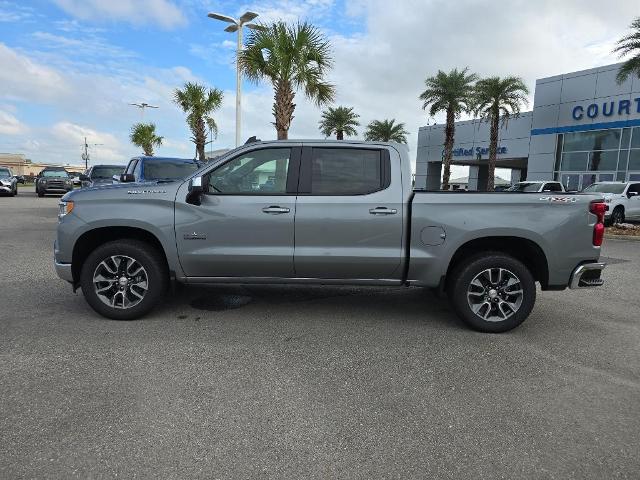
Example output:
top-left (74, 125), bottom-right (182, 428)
top-left (54, 140), bottom-right (607, 332)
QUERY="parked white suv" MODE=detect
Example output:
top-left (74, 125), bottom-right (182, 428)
top-left (582, 182), bottom-right (640, 225)
top-left (505, 181), bottom-right (565, 193)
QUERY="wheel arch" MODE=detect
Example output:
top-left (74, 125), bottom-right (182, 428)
top-left (445, 236), bottom-right (549, 289)
top-left (71, 226), bottom-right (169, 285)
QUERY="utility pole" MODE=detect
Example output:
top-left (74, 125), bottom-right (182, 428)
top-left (81, 137), bottom-right (104, 170)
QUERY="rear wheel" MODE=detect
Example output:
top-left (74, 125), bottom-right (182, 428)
top-left (610, 207), bottom-right (624, 226)
top-left (80, 239), bottom-right (168, 320)
top-left (448, 253), bottom-right (536, 333)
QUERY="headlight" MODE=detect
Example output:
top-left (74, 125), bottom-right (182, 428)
top-left (40, 178), bottom-right (47, 184)
top-left (58, 200), bottom-right (74, 219)
top-left (64, 179), bottom-right (71, 185)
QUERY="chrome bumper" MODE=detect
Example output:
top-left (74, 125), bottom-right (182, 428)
top-left (569, 262), bottom-right (605, 289)
top-left (55, 260), bottom-right (74, 283)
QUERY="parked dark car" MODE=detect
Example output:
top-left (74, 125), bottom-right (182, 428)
top-left (36, 167), bottom-right (73, 197)
top-left (114, 157), bottom-right (201, 184)
top-left (80, 164), bottom-right (126, 188)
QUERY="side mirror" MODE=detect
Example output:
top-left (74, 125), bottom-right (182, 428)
top-left (119, 173), bottom-right (135, 183)
top-left (79, 174), bottom-right (89, 182)
top-left (186, 176), bottom-right (204, 205)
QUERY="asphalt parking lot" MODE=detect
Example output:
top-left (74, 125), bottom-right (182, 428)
top-left (1, 188), bottom-right (639, 479)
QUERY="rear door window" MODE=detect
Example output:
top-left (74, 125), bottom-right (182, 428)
top-left (308, 148), bottom-right (386, 195)
top-left (544, 182), bottom-right (563, 192)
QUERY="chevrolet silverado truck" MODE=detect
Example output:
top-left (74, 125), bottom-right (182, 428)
top-left (54, 140), bottom-right (607, 333)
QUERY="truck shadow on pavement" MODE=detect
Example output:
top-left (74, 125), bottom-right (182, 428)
top-left (165, 284), bottom-right (466, 331)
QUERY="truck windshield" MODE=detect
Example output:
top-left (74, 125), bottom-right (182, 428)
top-left (92, 166), bottom-right (124, 179)
top-left (583, 183), bottom-right (626, 194)
top-left (143, 160), bottom-right (199, 181)
top-left (41, 170), bottom-right (69, 177)
top-left (505, 182), bottom-right (540, 192)
top-left (0, 168), bottom-right (11, 177)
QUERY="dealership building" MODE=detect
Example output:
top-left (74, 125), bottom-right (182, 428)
top-left (415, 62), bottom-right (640, 191)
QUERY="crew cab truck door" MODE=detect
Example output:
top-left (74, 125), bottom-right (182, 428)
top-left (627, 183), bottom-right (640, 218)
top-left (174, 146), bottom-right (301, 278)
top-left (293, 146), bottom-right (404, 279)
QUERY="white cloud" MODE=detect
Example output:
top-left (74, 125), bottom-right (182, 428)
top-left (0, 43), bottom-right (70, 103)
top-left (0, 110), bottom-right (28, 135)
top-left (52, 0), bottom-right (187, 29)
top-left (0, 1), bottom-right (34, 22)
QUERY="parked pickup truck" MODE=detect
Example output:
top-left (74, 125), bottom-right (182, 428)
top-left (54, 140), bottom-right (607, 332)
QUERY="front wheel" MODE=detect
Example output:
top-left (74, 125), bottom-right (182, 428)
top-left (80, 239), bottom-right (168, 320)
top-left (448, 253), bottom-right (536, 333)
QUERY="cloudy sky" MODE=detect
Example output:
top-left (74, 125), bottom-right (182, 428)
top-left (0, 0), bottom-right (638, 175)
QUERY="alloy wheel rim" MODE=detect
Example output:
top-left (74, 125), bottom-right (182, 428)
top-left (466, 268), bottom-right (524, 322)
top-left (93, 255), bottom-right (149, 309)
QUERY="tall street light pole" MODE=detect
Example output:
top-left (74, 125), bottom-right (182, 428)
top-left (208, 11), bottom-right (261, 148)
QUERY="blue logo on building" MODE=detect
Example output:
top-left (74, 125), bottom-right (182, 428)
top-left (572, 97), bottom-right (640, 121)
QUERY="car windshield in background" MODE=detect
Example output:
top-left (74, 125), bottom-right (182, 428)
top-left (583, 183), bottom-right (626, 194)
top-left (42, 170), bottom-right (69, 177)
top-left (143, 160), bottom-right (199, 181)
top-left (0, 169), bottom-right (11, 177)
top-left (505, 182), bottom-right (540, 192)
top-left (92, 166), bottom-right (124, 179)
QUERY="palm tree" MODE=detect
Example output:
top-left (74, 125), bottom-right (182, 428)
top-left (419, 68), bottom-right (477, 190)
top-left (239, 21), bottom-right (335, 140)
top-left (613, 17), bottom-right (640, 84)
top-left (129, 123), bottom-right (163, 156)
top-left (364, 119), bottom-right (409, 144)
top-left (473, 76), bottom-right (529, 191)
top-left (318, 106), bottom-right (360, 140)
top-left (173, 82), bottom-right (223, 162)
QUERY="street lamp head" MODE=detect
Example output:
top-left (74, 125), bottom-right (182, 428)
top-left (224, 24), bottom-right (239, 33)
top-left (245, 23), bottom-right (266, 31)
top-left (207, 12), bottom-right (237, 24)
top-left (239, 11), bottom-right (259, 23)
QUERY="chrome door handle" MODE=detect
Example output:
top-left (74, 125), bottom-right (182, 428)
top-left (262, 206), bottom-right (290, 214)
top-left (369, 207), bottom-right (397, 215)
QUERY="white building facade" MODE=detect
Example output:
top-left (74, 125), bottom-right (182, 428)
top-left (416, 63), bottom-right (640, 191)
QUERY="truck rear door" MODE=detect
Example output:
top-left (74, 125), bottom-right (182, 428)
top-left (293, 145), bottom-right (404, 280)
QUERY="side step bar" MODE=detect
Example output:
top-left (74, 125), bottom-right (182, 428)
top-left (569, 262), bottom-right (606, 289)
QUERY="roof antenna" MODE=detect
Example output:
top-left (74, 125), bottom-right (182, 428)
top-left (244, 136), bottom-right (260, 145)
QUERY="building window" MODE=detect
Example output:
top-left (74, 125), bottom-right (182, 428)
top-left (588, 150), bottom-right (618, 171)
top-left (562, 130), bottom-right (621, 152)
top-left (561, 152), bottom-right (588, 171)
top-left (631, 127), bottom-right (640, 149)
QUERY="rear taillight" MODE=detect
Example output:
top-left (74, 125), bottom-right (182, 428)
top-left (590, 200), bottom-right (606, 246)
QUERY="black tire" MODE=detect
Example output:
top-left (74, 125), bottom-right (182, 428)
top-left (448, 252), bottom-right (536, 333)
top-left (37, 189), bottom-right (44, 197)
top-left (80, 239), bottom-right (168, 320)
top-left (10, 186), bottom-right (16, 197)
top-left (610, 207), bottom-right (624, 226)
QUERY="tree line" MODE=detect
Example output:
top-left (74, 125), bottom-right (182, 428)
top-left (130, 16), bottom-right (640, 191)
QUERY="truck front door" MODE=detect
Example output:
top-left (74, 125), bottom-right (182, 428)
top-left (174, 146), bottom-right (301, 278)
top-left (293, 146), bottom-right (404, 280)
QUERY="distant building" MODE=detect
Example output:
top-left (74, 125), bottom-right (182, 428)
top-left (0, 153), bottom-right (84, 175)
top-left (416, 62), bottom-right (640, 191)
